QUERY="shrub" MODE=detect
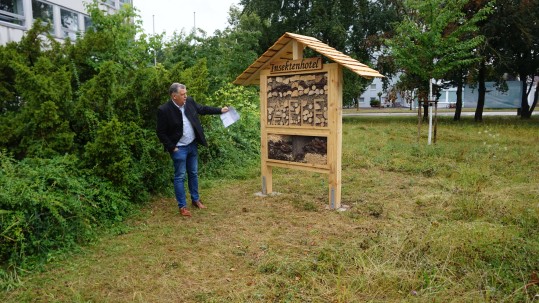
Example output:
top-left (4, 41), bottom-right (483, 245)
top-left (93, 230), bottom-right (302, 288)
top-left (199, 83), bottom-right (260, 179)
top-left (82, 117), bottom-right (169, 203)
top-left (0, 151), bottom-right (134, 267)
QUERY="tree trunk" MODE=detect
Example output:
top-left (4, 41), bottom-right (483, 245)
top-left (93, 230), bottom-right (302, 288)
top-left (474, 60), bottom-right (486, 122)
top-left (520, 76), bottom-right (532, 118)
top-left (529, 80), bottom-right (538, 116)
top-left (454, 76), bottom-right (463, 121)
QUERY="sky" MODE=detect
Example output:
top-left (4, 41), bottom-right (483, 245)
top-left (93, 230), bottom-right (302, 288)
top-left (134, 0), bottom-right (241, 37)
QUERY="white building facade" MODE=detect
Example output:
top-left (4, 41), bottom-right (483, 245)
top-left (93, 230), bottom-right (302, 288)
top-left (0, 0), bottom-right (132, 44)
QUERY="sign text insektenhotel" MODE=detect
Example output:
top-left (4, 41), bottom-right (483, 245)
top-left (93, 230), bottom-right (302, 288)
top-left (270, 57), bottom-right (323, 74)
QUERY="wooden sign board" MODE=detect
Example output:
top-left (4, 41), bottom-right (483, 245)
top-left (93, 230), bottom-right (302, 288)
top-left (260, 61), bottom-right (343, 209)
top-left (270, 57), bottom-right (323, 74)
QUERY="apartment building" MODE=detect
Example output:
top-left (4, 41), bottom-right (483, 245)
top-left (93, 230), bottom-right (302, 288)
top-left (0, 0), bottom-right (132, 44)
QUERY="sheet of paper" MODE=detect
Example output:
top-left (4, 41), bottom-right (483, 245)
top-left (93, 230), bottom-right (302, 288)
top-left (220, 106), bottom-right (240, 128)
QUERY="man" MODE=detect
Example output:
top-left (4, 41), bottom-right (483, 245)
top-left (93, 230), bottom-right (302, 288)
top-left (156, 83), bottom-right (228, 217)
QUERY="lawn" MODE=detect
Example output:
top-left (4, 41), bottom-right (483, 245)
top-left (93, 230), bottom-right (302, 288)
top-left (1, 115), bottom-right (538, 302)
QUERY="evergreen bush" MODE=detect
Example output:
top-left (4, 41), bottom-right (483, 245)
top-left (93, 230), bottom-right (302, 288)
top-left (0, 152), bottom-right (132, 267)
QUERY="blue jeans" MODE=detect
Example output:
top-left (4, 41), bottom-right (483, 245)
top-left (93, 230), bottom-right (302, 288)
top-left (171, 142), bottom-right (199, 209)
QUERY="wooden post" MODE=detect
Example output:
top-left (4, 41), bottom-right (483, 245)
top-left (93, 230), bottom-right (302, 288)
top-left (292, 41), bottom-right (304, 60)
top-left (434, 101), bottom-right (438, 144)
top-left (417, 100), bottom-right (439, 144)
top-left (260, 72), bottom-right (272, 194)
top-left (327, 64), bottom-right (342, 209)
top-left (417, 100), bottom-right (422, 143)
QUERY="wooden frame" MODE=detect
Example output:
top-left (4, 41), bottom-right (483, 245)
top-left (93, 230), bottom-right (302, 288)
top-left (260, 63), bottom-right (343, 209)
top-left (234, 33), bottom-right (383, 210)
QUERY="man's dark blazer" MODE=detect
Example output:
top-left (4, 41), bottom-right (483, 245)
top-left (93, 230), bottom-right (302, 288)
top-left (156, 97), bottom-right (222, 153)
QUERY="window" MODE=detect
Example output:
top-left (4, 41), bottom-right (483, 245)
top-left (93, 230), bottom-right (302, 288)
top-left (370, 84), bottom-right (376, 90)
top-left (119, 0), bottom-right (131, 5)
top-left (32, 0), bottom-right (53, 32)
top-left (61, 8), bottom-right (79, 40)
top-left (83, 15), bottom-right (92, 31)
top-left (0, 0), bottom-right (25, 26)
top-left (104, 0), bottom-right (115, 7)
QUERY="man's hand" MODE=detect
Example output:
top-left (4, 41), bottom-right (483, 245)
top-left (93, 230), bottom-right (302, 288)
top-left (221, 107), bottom-right (229, 113)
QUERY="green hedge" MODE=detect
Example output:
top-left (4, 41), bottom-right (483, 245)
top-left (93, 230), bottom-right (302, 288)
top-left (0, 152), bottom-right (132, 266)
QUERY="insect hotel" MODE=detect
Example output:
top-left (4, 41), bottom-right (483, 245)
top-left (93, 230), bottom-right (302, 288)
top-left (234, 32), bottom-right (383, 209)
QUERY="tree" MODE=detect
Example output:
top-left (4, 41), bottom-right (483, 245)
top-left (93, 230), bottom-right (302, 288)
top-left (445, 0), bottom-right (493, 121)
top-left (240, 0), bottom-right (401, 104)
top-left (161, 30), bottom-right (199, 71)
top-left (240, 0), bottom-right (312, 54)
top-left (211, 5), bottom-right (262, 86)
top-left (71, 0), bottom-right (153, 83)
top-left (444, 67), bottom-right (467, 120)
top-left (483, 0), bottom-right (539, 118)
top-left (386, 0), bottom-right (491, 119)
top-left (159, 5), bottom-right (263, 93)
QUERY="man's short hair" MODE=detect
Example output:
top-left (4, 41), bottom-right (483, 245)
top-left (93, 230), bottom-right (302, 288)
top-left (169, 83), bottom-right (186, 95)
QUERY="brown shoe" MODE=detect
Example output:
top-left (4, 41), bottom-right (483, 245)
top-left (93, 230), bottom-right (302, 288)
top-left (192, 200), bottom-right (206, 209)
top-left (179, 207), bottom-right (191, 217)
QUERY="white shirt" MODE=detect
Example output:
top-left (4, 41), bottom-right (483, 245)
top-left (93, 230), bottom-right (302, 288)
top-left (174, 103), bottom-right (196, 146)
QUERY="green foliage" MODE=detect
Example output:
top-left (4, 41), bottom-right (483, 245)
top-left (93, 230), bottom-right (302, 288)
top-left (161, 31), bottom-right (200, 70)
top-left (161, 8), bottom-right (262, 92)
top-left (83, 117), bottom-right (135, 186)
top-left (369, 99), bottom-right (380, 107)
top-left (209, 6), bottom-right (263, 86)
top-left (1, 47), bottom-right (75, 158)
top-left (15, 20), bottom-right (59, 67)
top-left (76, 1), bottom-right (149, 70)
top-left (199, 83), bottom-right (260, 179)
top-left (240, 0), bottom-right (400, 100)
top-left (179, 58), bottom-right (210, 103)
top-left (0, 45), bottom-right (19, 114)
top-left (386, 0), bottom-right (492, 98)
top-left (125, 64), bottom-right (171, 129)
top-left (0, 151), bottom-right (133, 268)
top-left (13, 56), bottom-right (73, 113)
top-left (0, 2), bottom-right (172, 269)
top-left (83, 117), bottom-right (167, 202)
top-left (482, 0), bottom-right (539, 118)
top-left (18, 101), bottom-right (75, 158)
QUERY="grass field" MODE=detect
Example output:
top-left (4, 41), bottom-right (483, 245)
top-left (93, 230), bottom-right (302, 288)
top-left (1, 115), bottom-right (538, 302)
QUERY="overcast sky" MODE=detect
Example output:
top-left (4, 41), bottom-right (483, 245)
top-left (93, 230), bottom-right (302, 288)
top-left (134, 0), bottom-right (241, 37)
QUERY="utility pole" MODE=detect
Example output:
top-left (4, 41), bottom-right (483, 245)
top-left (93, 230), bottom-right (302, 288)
top-left (152, 14), bottom-right (156, 66)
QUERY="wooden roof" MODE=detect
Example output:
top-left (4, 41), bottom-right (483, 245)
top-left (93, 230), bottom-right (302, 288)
top-left (233, 32), bottom-right (384, 86)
